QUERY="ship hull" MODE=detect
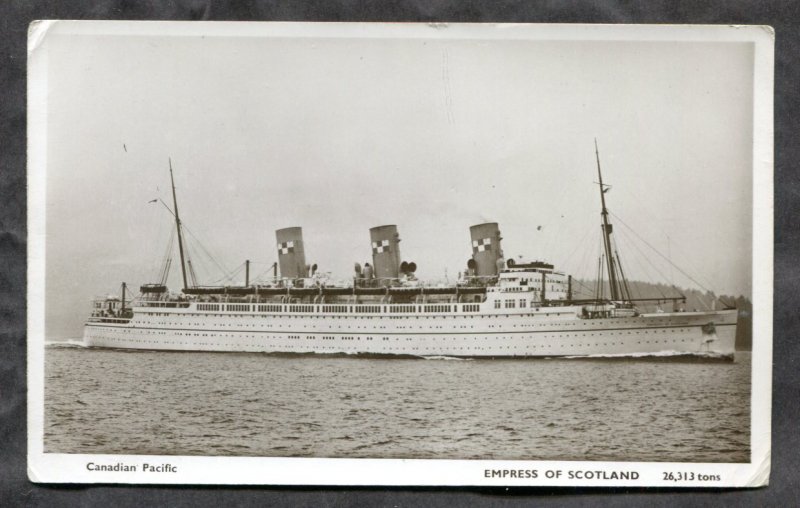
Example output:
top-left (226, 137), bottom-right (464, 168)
top-left (83, 307), bottom-right (737, 359)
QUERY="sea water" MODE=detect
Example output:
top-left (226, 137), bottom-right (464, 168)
top-left (44, 344), bottom-right (750, 462)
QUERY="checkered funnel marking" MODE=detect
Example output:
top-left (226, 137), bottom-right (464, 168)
top-left (278, 240), bottom-right (294, 255)
top-left (372, 239), bottom-right (391, 254)
top-left (472, 237), bottom-right (492, 253)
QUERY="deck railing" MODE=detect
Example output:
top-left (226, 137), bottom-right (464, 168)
top-left (133, 301), bottom-right (486, 315)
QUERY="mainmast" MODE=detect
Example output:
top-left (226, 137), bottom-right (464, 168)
top-left (169, 158), bottom-right (189, 291)
top-left (594, 140), bottom-right (621, 302)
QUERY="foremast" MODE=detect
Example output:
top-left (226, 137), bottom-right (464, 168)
top-left (594, 140), bottom-right (630, 305)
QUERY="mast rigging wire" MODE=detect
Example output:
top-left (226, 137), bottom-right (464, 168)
top-left (609, 211), bottom-right (713, 295)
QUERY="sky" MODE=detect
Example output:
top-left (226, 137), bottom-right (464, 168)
top-left (40, 24), bottom-right (756, 338)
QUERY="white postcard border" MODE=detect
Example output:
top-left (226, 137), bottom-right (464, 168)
top-left (27, 21), bottom-right (774, 487)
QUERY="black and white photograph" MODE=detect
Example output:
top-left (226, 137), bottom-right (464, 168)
top-left (27, 21), bottom-right (773, 486)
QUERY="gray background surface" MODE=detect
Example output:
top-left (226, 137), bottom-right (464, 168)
top-left (2, 1), bottom-right (797, 506)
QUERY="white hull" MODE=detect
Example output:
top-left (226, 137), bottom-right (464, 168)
top-left (83, 304), bottom-right (737, 359)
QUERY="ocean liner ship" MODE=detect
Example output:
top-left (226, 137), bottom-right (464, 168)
top-left (83, 148), bottom-right (738, 358)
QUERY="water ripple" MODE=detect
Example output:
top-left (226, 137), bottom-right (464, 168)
top-left (44, 346), bottom-right (751, 462)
